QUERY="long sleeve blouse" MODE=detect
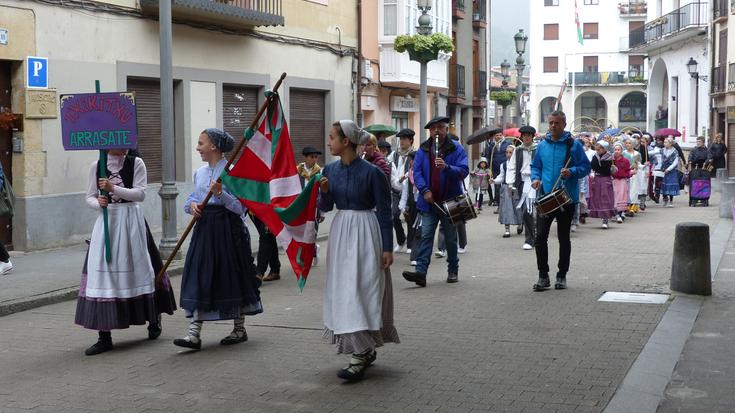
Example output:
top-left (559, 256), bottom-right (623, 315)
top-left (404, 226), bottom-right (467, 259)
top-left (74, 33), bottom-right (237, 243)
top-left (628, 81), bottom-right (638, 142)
top-left (184, 158), bottom-right (243, 216)
top-left (612, 155), bottom-right (633, 179)
top-left (319, 158), bottom-right (393, 252)
top-left (591, 153), bottom-right (613, 177)
top-left (661, 148), bottom-right (679, 173)
top-left (85, 155), bottom-right (147, 210)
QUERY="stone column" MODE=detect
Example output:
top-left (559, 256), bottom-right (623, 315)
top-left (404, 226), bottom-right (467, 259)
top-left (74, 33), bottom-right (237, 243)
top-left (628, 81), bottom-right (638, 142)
top-left (670, 222), bottom-right (711, 296)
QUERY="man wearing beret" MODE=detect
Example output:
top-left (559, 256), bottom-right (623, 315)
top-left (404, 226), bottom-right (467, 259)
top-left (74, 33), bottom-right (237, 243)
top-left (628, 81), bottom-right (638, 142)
top-left (390, 129), bottom-right (416, 254)
top-left (402, 116), bottom-right (469, 286)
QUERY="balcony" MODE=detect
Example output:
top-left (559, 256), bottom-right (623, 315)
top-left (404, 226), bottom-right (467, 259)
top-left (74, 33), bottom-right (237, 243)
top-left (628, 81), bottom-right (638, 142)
top-left (568, 71), bottom-right (645, 86)
top-left (619, 1), bottom-right (647, 17)
top-left (472, 0), bottom-right (487, 29)
top-left (449, 63), bottom-right (466, 104)
top-left (729, 64), bottom-right (735, 92)
top-left (452, 0), bottom-right (466, 19)
top-left (473, 70), bottom-right (487, 107)
top-left (714, 0), bottom-right (728, 20)
top-left (629, 2), bottom-right (708, 52)
top-left (379, 45), bottom-right (449, 91)
top-left (712, 66), bottom-right (727, 94)
top-left (139, 0), bottom-right (284, 29)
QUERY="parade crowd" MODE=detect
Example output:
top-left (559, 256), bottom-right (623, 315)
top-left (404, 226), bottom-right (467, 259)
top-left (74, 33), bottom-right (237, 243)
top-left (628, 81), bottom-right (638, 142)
top-left (69, 111), bottom-right (726, 384)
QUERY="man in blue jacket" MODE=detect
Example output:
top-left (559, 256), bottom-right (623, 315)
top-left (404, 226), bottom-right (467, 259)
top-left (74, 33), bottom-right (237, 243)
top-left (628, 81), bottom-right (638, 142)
top-left (530, 111), bottom-right (591, 291)
top-left (402, 116), bottom-right (469, 286)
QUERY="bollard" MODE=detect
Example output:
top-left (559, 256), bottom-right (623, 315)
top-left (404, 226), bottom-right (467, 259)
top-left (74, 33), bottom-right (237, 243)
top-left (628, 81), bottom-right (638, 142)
top-left (715, 169), bottom-right (727, 192)
top-left (720, 181), bottom-right (735, 218)
top-left (671, 222), bottom-right (711, 296)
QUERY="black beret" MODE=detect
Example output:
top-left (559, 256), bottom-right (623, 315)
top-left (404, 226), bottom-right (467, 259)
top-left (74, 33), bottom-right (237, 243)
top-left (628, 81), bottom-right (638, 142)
top-left (424, 116), bottom-right (451, 129)
top-left (396, 128), bottom-right (416, 138)
top-left (519, 126), bottom-right (536, 135)
top-left (302, 146), bottom-right (322, 156)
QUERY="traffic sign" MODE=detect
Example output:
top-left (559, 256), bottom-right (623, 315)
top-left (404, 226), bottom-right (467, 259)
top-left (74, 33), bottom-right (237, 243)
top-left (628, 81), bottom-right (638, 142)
top-left (27, 56), bottom-right (48, 89)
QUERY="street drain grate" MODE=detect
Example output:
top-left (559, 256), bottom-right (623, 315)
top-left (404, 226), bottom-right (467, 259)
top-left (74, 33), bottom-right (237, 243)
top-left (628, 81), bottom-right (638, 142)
top-left (598, 291), bottom-right (670, 304)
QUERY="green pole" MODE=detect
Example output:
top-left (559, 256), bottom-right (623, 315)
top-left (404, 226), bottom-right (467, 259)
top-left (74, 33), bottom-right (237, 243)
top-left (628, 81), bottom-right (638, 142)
top-left (95, 80), bottom-right (112, 262)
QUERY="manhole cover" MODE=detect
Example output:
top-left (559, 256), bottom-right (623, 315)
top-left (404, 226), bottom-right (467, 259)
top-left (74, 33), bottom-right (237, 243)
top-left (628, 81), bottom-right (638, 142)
top-left (598, 291), bottom-right (670, 304)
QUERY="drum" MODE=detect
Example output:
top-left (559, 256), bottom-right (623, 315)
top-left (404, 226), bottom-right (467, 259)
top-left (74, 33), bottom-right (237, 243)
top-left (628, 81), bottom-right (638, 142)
top-left (442, 193), bottom-right (477, 225)
top-left (534, 187), bottom-right (571, 217)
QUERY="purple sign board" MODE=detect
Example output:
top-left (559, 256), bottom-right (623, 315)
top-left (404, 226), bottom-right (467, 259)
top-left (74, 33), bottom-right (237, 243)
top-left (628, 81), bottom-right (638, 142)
top-left (60, 92), bottom-right (137, 150)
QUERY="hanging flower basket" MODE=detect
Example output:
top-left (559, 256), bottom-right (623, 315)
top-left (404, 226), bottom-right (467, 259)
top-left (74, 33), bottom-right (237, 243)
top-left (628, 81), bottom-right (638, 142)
top-left (394, 33), bottom-right (453, 64)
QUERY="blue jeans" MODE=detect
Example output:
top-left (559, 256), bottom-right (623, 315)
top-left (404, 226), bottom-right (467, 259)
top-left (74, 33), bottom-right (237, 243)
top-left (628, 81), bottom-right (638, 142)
top-left (415, 209), bottom-right (459, 275)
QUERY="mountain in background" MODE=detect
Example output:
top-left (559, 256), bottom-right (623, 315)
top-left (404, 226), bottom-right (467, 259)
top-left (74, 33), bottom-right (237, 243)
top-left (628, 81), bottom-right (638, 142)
top-left (491, 0), bottom-right (530, 67)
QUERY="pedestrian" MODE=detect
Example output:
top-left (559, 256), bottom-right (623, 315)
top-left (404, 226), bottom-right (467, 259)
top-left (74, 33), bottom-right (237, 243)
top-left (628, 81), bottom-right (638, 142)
top-left (637, 134), bottom-right (651, 210)
top-left (402, 116), bottom-right (469, 286)
top-left (363, 134), bottom-right (391, 179)
top-left (0, 160), bottom-right (12, 275)
top-left (298, 146), bottom-right (323, 265)
top-left (649, 136), bottom-right (665, 203)
top-left (319, 120), bottom-right (399, 382)
top-left (507, 125), bottom-right (537, 250)
top-left (709, 133), bottom-right (727, 175)
top-left (251, 213), bottom-right (281, 282)
top-left (660, 137), bottom-right (681, 207)
top-left (530, 111), bottom-right (591, 291)
top-left (612, 142), bottom-right (633, 223)
top-left (588, 141), bottom-right (616, 229)
top-left (398, 152), bottom-right (420, 265)
top-left (174, 128), bottom-right (263, 350)
top-left (623, 137), bottom-right (642, 215)
top-left (390, 129), bottom-right (415, 254)
top-left (482, 129), bottom-right (508, 210)
top-left (471, 157), bottom-right (491, 210)
top-left (76, 148), bottom-right (177, 356)
top-left (378, 140), bottom-right (392, 159)
top-left (494, 145), bottom-right (522, 238)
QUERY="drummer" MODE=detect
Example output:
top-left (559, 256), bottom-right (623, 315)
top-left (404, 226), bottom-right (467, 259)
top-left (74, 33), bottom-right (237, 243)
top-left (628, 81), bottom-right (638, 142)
top-left (530, 111), bottom-right (591, 291)
top-left (402, 116), bottom-right (469, 287)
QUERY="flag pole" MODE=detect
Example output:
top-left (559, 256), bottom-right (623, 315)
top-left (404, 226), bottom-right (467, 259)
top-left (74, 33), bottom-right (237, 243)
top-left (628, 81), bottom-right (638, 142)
top-left (156, 72), bottom-right (288, 282)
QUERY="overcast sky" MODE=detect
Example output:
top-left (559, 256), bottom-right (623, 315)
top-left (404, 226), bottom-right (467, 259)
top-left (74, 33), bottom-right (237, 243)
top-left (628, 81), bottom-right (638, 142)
top-left (491, 0), bottom-right (530, 67)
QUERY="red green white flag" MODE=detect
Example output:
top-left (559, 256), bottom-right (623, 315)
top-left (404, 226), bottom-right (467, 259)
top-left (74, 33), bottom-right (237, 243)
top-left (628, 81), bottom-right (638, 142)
top-left (221, 92), bottom-right (320, 291)
top-left (575, 0), bottom-right (584, 45)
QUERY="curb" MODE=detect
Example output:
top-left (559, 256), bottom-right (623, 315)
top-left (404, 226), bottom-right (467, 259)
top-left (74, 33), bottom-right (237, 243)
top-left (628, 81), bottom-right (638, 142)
top-left (0, 261), bottom-right (186, 317)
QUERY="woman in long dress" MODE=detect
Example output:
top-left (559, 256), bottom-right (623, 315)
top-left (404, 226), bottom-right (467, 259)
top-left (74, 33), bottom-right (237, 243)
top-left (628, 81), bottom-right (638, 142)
top-left (319, 120), bottom-right (399, 381)
top-left (623, 138), bottom-right (641, 215)
top-left (76, 149), bottom-right (176, 355)
top-left (660, 137), bottom-right (681, 207)
top-left (588, 141), bottom-right (616, 229)
top-left (174, 128), bottom-right (262, 350)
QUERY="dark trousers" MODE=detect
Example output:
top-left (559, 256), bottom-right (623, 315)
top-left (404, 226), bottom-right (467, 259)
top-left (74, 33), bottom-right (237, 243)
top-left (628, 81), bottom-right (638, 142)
top-left (252, 216), bottom-right (280, 275)
top-left (392, 192), bottom-right (407, 246)
top-left (0, 243), bottom-right (8, 262)
top-left (523, 208), bottom-right (535, 246)
top-left (492, 183), bottom-right (501, 205)
top-left (405, 206), bottom-right (418, 250)
top-left (535, 203), bottom-right (575, 276)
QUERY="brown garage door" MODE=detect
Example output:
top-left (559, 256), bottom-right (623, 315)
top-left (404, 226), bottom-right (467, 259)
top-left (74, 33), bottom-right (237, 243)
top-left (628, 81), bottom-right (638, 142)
top-left (223, 85), bottom-right (258, 158)
top-left (728, 123), bottom-right (735, 176)
top-left (127, 78), bottom-right (163, 183)
top-left (288, 89), bottom-right (325, 162)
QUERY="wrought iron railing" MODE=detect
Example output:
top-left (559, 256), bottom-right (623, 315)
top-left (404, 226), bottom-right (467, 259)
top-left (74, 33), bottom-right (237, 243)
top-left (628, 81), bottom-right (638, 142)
top-left (452, 0), bottom-right (465, 13)
top-left (729, 63), bottom-right (735, 91)
top-left (213, 0), bottom-right (282, 16)
top-left (568, 71), bottom-right (642, 85)
top-left (629, 2), bottom-right (707, 48)
top-left (475, 70), bottom-right (487, 99)
top-left (619, 1), bottom-right (647, 16)
top-left (713, 66), bottom-right (726, 93)
top-left (450, 64), bottom-right (466, 98)
top-left (714, 0), bottom-right (729, 18)
top-left (472, 0), bottom-right (486, 21)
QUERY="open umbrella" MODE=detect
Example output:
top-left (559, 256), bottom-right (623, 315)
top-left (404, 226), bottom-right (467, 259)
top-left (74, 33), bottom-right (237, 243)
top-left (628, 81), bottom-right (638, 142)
top-left (363, 124), bottom-right (398, 138)
top-left (599, 127), bottom-right (621, 138)
top-left (503, 127), bottom-right (521, 137)
top-left (654, 128), bottom-right (682, 137)
top-left (466, 126), bottom-right (502, 145)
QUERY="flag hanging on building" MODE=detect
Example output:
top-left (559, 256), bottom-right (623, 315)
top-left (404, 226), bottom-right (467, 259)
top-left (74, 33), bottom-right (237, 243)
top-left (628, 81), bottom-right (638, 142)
top-left (575, 0), bottom-right (584, 45)
top-left (221, 92), bottom-right (320, 291)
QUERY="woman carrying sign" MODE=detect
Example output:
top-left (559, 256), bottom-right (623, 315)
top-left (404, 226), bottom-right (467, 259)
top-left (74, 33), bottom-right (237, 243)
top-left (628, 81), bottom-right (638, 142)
top-left (75, 148), bottom-right (177, 356)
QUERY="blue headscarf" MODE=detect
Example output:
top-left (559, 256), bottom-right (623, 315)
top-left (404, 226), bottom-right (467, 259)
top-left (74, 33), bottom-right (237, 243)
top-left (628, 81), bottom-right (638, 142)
top-left (203, 128), bottom-right (235, 153)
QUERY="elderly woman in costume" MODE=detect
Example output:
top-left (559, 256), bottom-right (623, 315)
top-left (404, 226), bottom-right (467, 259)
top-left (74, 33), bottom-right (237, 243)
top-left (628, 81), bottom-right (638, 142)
top-left (659, 137), bottom-right (681, 207)
top-left (76, 148), bottom-right (177, 355)
top-left (174, 128), bottom-right (262, 350)
top-left (319, 120), bottom-right (399, 382)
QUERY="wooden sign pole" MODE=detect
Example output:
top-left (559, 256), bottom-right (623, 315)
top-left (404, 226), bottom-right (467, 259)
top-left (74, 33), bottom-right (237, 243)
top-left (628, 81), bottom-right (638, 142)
top-left (95, 80), bottom-right (112, 263)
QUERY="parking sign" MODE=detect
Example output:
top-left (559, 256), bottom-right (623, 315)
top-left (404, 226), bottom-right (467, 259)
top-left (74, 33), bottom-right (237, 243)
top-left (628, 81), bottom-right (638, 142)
top-left (27, 56), bottom-right (48, 89)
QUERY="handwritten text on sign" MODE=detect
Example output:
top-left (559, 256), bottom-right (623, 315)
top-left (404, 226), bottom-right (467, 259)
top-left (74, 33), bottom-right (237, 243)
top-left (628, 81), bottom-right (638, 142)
top-left (60, 92), bottom-right (138, 150)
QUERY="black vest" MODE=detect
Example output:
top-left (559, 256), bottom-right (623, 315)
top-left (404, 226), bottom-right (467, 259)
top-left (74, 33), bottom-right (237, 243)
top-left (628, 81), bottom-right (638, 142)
top-left (96, 155), bottom-right (136, 203)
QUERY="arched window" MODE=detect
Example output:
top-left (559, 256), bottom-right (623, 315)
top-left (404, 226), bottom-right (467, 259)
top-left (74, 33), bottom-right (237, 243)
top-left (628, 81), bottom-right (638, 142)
top-left (539, 97), bottom-right (561, 122)
top-left (619, 92), bottom-right (647, 122)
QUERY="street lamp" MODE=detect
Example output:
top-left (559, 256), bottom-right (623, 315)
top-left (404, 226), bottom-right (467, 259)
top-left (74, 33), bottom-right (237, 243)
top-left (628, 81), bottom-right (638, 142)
top-left (514, 29), bottom-right (528, 126)
top-left (687, 57), bottom-right (700, 137)
top-left (416, 0), bottom-right (432, 141)
top-left (500, 59), bottom-right (510, 128)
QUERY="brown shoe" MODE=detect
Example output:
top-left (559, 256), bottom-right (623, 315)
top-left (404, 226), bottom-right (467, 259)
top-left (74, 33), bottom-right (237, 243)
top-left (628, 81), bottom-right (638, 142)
top-left (262, 272), bottom-right (280, 281)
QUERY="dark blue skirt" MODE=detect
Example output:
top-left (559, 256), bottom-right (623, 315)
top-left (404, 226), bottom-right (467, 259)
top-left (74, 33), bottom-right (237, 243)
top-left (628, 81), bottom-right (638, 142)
top-left (180, 206), bottom-right (262, 321)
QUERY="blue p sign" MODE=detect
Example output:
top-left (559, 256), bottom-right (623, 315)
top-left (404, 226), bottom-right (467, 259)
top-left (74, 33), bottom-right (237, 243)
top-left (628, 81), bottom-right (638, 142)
top-left (27, 56), bottom-right (48, 89)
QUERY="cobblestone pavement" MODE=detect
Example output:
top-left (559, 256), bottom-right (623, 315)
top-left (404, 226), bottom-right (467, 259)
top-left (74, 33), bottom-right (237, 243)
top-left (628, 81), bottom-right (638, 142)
top-left (0, 196), bottom-right (720, 413)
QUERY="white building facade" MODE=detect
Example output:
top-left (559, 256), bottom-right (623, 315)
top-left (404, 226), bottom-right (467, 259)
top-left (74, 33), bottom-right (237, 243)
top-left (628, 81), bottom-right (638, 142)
top-left (529, 0), bottom-right (648, 134)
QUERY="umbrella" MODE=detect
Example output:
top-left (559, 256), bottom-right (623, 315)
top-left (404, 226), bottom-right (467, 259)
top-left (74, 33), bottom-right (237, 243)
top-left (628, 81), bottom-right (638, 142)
top-left (466, 126), bottom-right (500, 145)
top-left (599, 127), bottom-right (621, 138)
top-left (503, 128), bottom-right (521, 137)
top-left (363, 124), bottom-right (398, 137)
top-left (654, 128), bottom-right (682, 137)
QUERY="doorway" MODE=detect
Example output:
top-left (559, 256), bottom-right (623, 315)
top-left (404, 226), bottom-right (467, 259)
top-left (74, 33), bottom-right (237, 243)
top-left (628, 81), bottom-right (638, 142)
top-left (0, 61), bottom-right (13, 249)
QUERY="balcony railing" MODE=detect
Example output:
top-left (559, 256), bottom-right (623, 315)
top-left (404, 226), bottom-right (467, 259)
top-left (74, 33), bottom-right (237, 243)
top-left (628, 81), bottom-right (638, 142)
top-left (472, 0), bottom-right (487, 26)
top-left (732, 0), bottom-right (735, 14)
top-left (629, 2), bottom-right (707, 49)
top-left (450, 64), bottom-right (466, 99)
top-left (713, 66), bottom-right (726, 94)
top-left (729, 63), bottom-right (735, 92)
top-left (568, 71), bottom-right (644, 85)
top-left (475, 70), bottom-right (487, 99)
top-left (452, 0), bottom-right (466, 19)
top-left (714, 0), bottom-right (729, 18)
top-left (140, 0), bottom-right (284, 28)
top-left (619, 1), bottom-right (647, 16)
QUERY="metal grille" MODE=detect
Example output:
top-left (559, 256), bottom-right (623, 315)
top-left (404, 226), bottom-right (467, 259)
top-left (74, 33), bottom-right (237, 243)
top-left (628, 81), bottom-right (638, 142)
top-left (127, 78), bottom-right (163, 183)
top-left (223, 85), bottom-right (258, 159)
top-left (288, 89), bottom-right (325, 162)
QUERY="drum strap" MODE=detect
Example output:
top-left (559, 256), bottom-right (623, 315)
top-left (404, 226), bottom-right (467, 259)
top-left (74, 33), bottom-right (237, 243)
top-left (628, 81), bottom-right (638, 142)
top-left (544, 138), bottom-right (573, 196)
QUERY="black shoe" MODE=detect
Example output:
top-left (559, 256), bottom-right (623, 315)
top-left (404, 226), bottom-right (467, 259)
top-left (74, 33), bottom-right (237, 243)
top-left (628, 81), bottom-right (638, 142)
top-left (365, 350), bottom-right (377, 367)
top-left (173, 336), bottom-right (202, 350)
top-left (533, 275), bottom-right (551, 291)
top-left (555, 275), bottom-right (567, 290)
top-left (147, 323), bottom-right (162, 340)
top-left (84, 338), bottom-right (113, 356)
top-left (517, 226), bottom-right (524, 235)
top-left (446, 272), bottom-right (458, 283)
top-left (220, 330), bottom-right (248, 345)
top-left (402, 271), bottom-right (427, 287)
top-left (337, 352), bottom-right (370, 381)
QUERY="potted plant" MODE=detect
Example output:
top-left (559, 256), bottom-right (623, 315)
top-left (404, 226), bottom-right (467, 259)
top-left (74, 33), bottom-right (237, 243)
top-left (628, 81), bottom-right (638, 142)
top-left (490, 90), bottom-right (517, 108)
top-left (394, 32), bottom-right (454, 64)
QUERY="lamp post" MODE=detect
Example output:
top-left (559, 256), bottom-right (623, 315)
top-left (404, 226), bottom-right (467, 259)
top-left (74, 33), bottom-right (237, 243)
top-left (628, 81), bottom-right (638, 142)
top-left (417, 0), bottom-right (432, 142)
top-left (514, 29), bottom-right (528, 127)
top-left (687, 57), bottom-right (700, 137)
top-left (500, 59), bottom-right (510, 129)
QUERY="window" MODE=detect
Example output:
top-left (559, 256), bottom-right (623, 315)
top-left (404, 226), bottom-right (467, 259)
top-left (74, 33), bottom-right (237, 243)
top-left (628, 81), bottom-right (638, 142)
top-left (583, 23), bottom-right (598, 39)
top-left (384, 0), bottom-right (397, 36)
top-left (583, 0), bottom-right (599, 4)
top-left (628, 55), bottom-right (644, 79)
top-left (544, 0), bottom-right (558, 5)
top-left (583, 56), bottom-right (598, 72)
top-left (619, 92), bottom-right (647, 122)
top-left (543, 57), bottom-right (559, 73)
top-left (544, 24), bottom-right (559, 40)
